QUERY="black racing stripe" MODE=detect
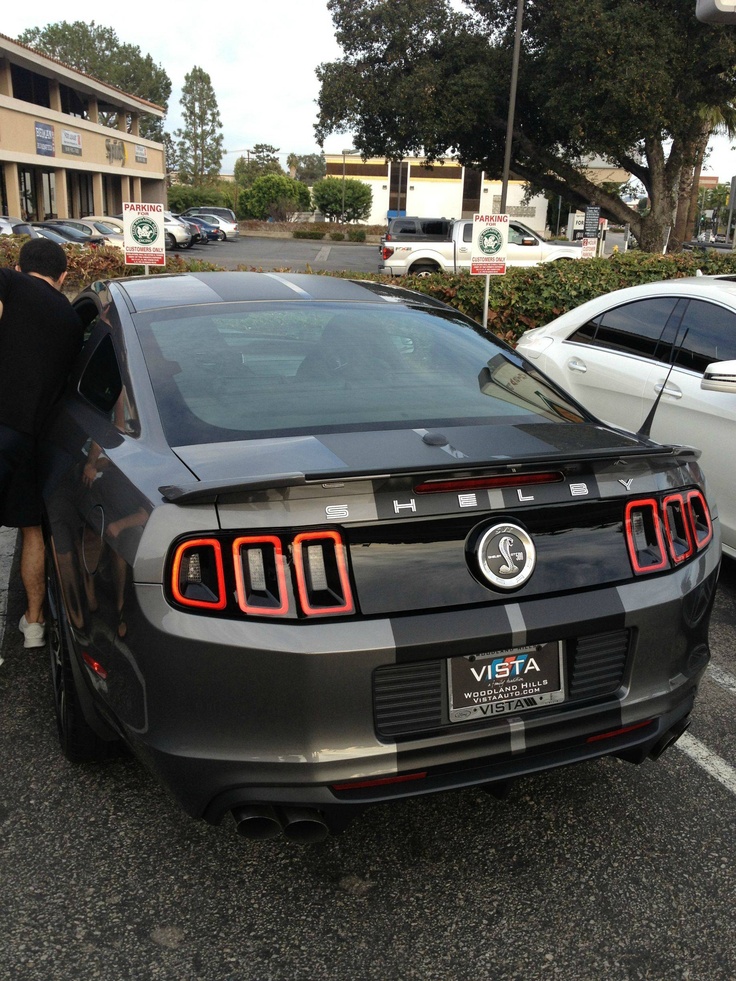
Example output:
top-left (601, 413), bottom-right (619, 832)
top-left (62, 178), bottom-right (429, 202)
top-left (391, 604), bottom-right (514, 663)
top-left (519, 589), bottom-right (627, 644)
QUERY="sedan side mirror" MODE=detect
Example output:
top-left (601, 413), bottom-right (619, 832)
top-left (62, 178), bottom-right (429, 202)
top-left (701, 359), bottom-right (736, 392)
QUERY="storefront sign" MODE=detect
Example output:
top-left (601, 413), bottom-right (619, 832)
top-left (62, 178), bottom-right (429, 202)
top-left (61, 130), bottom-right (82, 156)
top-left (106, 139), bottom-right (127, 166)
top-left (35, 122), bottom-right (55, 157)
top-left (135, 145), bottom-right (148, 164)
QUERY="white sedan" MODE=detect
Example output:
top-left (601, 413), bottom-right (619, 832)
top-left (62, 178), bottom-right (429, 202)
top-left (194, 213), bottom-right (240, 241)
top-left (516, 275), bottom-right (736, 557)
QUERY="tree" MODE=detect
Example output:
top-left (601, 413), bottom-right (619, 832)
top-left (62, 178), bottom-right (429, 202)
top-left (290, 153), bottom-right (327, 184)
top-left (234, 144), bottom-right (284, 190)
top-left (174, 67), bottom-right (224, 188)
top-left (17, 21), bottom-right (171, 141)
top-left (315, 0), bottom-right (736, 251)
top-left (240, 174), bottom-right (311, 221)
top-left (312, 177), bottom-right (372, 222)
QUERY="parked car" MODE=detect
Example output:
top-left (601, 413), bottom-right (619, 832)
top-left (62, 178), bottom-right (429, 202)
top-left (190, 213), bottom-right (239, 241)
top-left (0, 219), bottom-right (85, 247)
top-left (516, 275), bottom-right (736, 558)
top-left (85, 215), bottom-right (124, 234)
top-left (44, 218), bottom-right (124, 250)
top-left (183, 206), bottom-right (237, 223)
top-left (43, 272), bottom-right (719, 843)
top-left (380, 218), bottom-right (582, 276)
top-left (172, 213), bottom-right (218, 244)
top-left (32, 222), bottom-right (106, 248)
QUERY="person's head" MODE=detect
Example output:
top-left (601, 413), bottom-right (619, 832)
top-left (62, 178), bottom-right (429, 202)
top-left (16, 238), bottom-right (68, 287)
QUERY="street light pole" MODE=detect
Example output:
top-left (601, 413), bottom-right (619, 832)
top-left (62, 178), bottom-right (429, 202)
top-left (341, 148), bottom-right (355, 221)
top-left (500, 0), bottom-right (525, 214)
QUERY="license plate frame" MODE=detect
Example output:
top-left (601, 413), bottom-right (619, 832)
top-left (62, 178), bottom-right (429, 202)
top-left (447, 641), bottom-right (565, 722)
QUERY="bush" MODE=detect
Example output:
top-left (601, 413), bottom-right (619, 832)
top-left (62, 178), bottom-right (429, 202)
top-left (348, 228), bottom-right (367, 242)
top-left (329, 232), bottom-right (345, 241)
top-left (293, 230), bottom-right (326, 240)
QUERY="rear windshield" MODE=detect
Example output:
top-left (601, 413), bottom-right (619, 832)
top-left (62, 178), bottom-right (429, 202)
top-left (133, 301), bottom-right (586, 445)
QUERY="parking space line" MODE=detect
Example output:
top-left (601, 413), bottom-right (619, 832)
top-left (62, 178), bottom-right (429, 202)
top-left (708, 663), bottom-right (736, 696)
top-left (675, 732), bottom-right (736, 796)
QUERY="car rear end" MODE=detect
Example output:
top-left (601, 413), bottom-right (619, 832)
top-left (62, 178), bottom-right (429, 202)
top-left (74, 277), bottom-right (720, 841)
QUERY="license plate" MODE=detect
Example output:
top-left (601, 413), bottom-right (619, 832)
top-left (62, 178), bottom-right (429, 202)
top-left (447, 642), bottom-right (564, 722)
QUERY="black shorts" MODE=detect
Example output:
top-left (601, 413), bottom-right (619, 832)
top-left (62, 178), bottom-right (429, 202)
top-left (0, 424), bottom-right (41, 528)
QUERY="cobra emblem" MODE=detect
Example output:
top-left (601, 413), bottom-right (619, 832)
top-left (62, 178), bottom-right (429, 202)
top-left (498, 535), bottom-right (519, 575)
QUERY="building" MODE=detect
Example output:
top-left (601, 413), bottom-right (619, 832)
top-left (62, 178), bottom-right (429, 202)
top-left (326, 153), bottom-right (633, 233)
top-left (0, 33), bottom-right (166, 221)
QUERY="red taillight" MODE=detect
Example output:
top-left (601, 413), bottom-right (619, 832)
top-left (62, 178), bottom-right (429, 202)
top-left (381, 245), bottom-right (394, 260)
top-left (687, 489), bottom-right (713, 548)
top-left (233, 535), bottom-right (289, 616)
top-left (625, 491), bottom-right (713, 575)
top-left (662, 493), bottom-right (694, 564)
top-left (586, 720), bottom-right (652, 743)
top-left (171, 539), bottom-right (227, 609)
top-left (293, 530), bottom-right (354, 616)
top-left (625, 498), bottom-right (668, 573)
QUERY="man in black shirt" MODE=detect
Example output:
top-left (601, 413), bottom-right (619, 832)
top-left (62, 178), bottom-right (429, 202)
top-left (0, 239), bottom-right (84, 649)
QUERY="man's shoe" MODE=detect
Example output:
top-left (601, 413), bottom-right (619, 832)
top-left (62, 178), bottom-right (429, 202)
top-left (19, 615), bottom-right (45, 649)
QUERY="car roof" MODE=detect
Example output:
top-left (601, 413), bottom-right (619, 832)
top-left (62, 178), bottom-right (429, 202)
top-left (541, 275), bottom-right (736, 331)
top-left (100, 272), bottom-right (451, 314)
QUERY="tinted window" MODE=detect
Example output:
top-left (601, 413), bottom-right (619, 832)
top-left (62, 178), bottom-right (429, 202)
top-left (569, 297), bottom-right (682, 360)
top-left (674, 299), bottom-right (736, 374)
top-left (78, 335), bottom-right (123, 413)
top-left (133, 302), bottom-right (586, 445)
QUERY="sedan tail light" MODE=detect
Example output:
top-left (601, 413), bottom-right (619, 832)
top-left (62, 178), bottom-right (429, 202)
top-left (168, 529), bottom-right (355, 619)
top-left (625, 491), bottom-right (713, 575)
top-left (171, 539), bottom-right (227, 609)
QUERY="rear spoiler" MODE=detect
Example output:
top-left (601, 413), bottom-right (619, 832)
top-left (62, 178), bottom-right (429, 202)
top-left (158, 442), bottom-right (692, 505)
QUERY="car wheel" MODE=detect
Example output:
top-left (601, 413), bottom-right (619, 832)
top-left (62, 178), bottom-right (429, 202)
top-left (184, 237), bottom-right (195, 249)
top-left (46, 550), bottom-right (116, 763)
top-left (218, 230), bottom-right (226, 241)
top-left (165, 232), bottom-right (177, 250)
top-left (410, 264), bottom-right (439, 278)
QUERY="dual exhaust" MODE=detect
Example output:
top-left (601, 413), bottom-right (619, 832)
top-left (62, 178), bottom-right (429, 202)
top-left (232, 804), bottom-right (329, 844)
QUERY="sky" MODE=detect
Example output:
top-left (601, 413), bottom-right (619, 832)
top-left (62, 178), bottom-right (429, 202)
top-left (3, 0), bottom-right (736, 181)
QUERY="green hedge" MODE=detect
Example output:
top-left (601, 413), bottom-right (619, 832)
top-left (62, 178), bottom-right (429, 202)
top-left (393, 250), bottom-right (736, 344)
top-left (292, 230), bottom-right (326, 240)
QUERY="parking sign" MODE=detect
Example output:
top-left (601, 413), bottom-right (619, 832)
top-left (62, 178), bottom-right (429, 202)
top-left (471, 213), bottom-right (509, 275)
top-left (123, 202), bottom-right (165, 267)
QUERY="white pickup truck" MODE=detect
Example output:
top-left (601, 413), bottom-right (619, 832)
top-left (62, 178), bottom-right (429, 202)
top-left (379, 218), bottom-right (583, 276)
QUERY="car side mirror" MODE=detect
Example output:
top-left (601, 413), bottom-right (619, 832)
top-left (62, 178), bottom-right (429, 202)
top-left (521, 237), bottom-right (537, 247)
top-left (701, 359), bottom-right (736, 392)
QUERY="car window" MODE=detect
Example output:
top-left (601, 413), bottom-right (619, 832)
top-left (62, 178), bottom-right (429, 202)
top-left (568, 297), bottom-right (684, 360)
top-left (133, 301), bottom-right (586, 445)
top-left (78, 335), bottom-right (123, 414)
top-left (672, 299), bottom-right (736, 374)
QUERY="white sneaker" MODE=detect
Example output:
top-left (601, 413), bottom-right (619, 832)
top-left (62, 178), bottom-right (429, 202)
top-left (19, 615), bottom-right (45, 649)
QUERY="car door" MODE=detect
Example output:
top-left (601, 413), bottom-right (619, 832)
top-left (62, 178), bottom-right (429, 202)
top-left (507, 223), bottom-right (543, 266)
top-left (644, 297), bottom-right (736, 552)
top-left (554, 296), bottom-right (684, 431)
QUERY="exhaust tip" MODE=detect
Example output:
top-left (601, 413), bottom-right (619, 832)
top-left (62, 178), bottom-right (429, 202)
top-left (648, 716), bottom-right (691, 761)
top-left (232, 805), bottom-right (282, 841)
top-left (277, 807), bottom-right (330, 844)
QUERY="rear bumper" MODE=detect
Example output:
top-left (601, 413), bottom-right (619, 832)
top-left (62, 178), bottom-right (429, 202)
top-left (75, 540), bottom-right (720, 823)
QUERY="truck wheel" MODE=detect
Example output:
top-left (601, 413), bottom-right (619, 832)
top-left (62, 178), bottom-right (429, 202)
top-left (410, 264), bottom-right (439, 278)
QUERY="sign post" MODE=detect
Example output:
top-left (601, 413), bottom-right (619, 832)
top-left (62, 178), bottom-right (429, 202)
top-left (471, 213), bottom-right (509, 330)
top-left (123, 202), bottom-right (165, 273)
